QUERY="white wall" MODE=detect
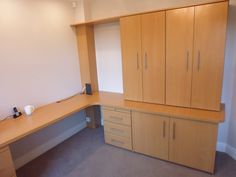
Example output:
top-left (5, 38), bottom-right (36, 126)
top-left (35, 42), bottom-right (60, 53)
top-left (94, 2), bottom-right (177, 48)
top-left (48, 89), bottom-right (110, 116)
top-left (0, 0), bottom-right (81, 120)
top-left (0, 0), bottom-right (87, 167)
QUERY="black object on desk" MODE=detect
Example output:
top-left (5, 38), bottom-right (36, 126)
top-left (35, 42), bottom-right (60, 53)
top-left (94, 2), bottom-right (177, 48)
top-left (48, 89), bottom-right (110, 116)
top-left (13, 107), bottom-right (22, 118)
top-left (85, 83), bottom-right (92, 95)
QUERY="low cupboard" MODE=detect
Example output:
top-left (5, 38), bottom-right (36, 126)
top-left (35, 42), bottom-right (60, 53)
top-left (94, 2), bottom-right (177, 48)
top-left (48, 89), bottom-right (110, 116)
top-left (103, 106), bottom-right (219, 173)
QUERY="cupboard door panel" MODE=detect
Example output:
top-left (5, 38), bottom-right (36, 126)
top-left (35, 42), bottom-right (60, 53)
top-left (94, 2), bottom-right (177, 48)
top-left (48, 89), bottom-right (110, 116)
top-left (120, 15), bottom-right (143, 101)
top-left (191, 2), bottom-right (228, 110)
top-left (169, 118), bottom-right (218, 173)
top-left (132, 112), bottom-right (169, 160)
top-left (141, 12), bottom-right (166, 104)
top-left (166, 7), bottom-right (194, 107)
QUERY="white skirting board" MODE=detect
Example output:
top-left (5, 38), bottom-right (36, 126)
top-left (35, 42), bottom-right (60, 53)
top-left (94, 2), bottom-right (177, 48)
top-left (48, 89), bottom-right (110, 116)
top-left (14, 121), bottom-right (87, 169)
top-left (217, 142), bottom-right (236, 160)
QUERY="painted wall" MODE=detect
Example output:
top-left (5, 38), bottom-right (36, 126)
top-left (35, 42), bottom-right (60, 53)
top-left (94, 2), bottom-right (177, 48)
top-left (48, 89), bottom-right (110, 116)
top-left (76, 0), bottom-right (236, 152)
top-left (0, 0), bottom-right (87, 168)
top-left (0, 0), bottom-right (81, 120)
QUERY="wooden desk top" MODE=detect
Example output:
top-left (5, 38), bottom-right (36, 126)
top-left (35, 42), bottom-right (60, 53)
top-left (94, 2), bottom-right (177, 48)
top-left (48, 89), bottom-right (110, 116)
top-left (0, 92), bottom-right (225, 148)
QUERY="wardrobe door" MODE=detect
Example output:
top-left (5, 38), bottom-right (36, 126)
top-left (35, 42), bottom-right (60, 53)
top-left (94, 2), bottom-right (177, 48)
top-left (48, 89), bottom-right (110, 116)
top-left (141, 12), bottom-right (166, 104)
top-left (120, 15), bottom-right (143, 101)
top-left (191, 2), bottom-right (228, 111)
top-left (166, 7), bottom-right (194, 107)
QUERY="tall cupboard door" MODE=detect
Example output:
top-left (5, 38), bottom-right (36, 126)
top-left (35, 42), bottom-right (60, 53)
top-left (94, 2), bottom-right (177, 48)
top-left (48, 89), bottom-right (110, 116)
top-left (141, 12), bottom-right (166, 104)
top-left (120, 15), bottom-right (143, 101)
top-left (169, 118), bottom-right (218, 173)
top-left (166, 7), bottom-right (194, 107)
top-left (191, 2), bottom-right (228, 111)
top-left (132, 112), bottom-right (169, 160)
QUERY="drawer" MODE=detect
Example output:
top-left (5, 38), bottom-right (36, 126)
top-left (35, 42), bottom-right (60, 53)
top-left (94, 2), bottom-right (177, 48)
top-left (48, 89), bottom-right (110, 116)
top-left (105, 133), bottom-right (132, 150)
top-left (102, 106), bottom-right (130, 113)
top-left (103, 109), bottom-right (131, 126)
top-left (104, 121), bottom-right (131, 138)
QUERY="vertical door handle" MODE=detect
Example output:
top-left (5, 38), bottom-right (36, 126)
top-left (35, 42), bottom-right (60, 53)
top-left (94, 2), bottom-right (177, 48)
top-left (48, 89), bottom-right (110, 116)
top-left (136, 53), bottom-right (139, 70)
top-left (163, 121), bottom-right (166, 138)
top-left (197, 50), bottom-right (201, 71)
top-left (173, 122), bottom-right (176, 140)
top-left (145, 52), bottom-right (147, 70)
top-left (186, 50), bottom-right (189, 71)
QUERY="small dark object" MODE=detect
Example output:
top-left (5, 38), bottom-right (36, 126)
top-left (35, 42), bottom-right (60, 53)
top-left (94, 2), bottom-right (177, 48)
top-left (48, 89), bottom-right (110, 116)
top-left (85, 83), bottom-right (92, 95)
top-left (13, 107), bottom-right (22, 118)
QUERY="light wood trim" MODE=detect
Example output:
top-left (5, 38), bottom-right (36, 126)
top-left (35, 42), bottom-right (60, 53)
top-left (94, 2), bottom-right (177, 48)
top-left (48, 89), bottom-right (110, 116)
top-left (0, 92), bottom-right (225, 149)
top-left (0, 146), bottom-right (16, 177)
top-left (191, 1), bottom-right (228, 111)
top-left (104, 121), bottom-right (131, 138)
top-left (120, 15), bottom-right (143, 101)
top-left (166, 7), bottom-right (194, 107)
top-left (169, 118), bottom-right (218, 173)
top-left (132, 112), bottom-right (169, 160)
top-left (141, 11), bottom-right (166, 104)
top-left (105, 132), bottom-right (132, 150)
top-left (103, 109), bottom-right (131, 126)
top-left (71, 0), bottom-right (227, 27)
top-left (76, 25), bottom-right (98, 91)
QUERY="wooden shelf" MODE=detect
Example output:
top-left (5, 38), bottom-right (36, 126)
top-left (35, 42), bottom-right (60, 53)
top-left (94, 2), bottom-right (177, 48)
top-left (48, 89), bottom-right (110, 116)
top-left (71, 0), bottom-right (227, 27)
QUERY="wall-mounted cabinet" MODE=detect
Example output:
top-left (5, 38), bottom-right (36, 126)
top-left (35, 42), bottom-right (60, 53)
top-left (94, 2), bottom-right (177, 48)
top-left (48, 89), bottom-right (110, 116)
top-left (120, 11), bottom-right (166, 104)
top-left (121, 1), bottom-right (228, 111)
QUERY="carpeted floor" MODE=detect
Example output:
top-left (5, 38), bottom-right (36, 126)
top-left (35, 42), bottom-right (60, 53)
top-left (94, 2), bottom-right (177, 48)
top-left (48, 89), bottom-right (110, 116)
top-left (16, 127), bottom-right (236, 177)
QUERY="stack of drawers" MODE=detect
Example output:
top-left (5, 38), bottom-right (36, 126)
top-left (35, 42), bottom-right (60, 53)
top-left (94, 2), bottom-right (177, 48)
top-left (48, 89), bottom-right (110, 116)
top-left (102, 106), bottom-right (132, 150)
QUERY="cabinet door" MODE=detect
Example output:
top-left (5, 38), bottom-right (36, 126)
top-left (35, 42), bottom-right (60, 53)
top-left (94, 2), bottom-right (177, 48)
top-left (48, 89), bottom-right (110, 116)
top-left (141, 12), bottom-right (166, 104)
top-left (166, 7), bottom-right (194, 107)
top-left (132, 112), bottom-right (169, 160)
top-left (0, 146), bottom-right (16, 177)
top-left (120, 15), bottom-right (143, 101)
top-left (191, 2), bottom-right (228, 111)
top-left (169, 118), bottom-right (218, 173)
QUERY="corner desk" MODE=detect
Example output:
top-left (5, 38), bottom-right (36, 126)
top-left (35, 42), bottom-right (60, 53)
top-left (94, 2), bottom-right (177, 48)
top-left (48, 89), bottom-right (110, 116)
top-left (0, 92), bottom-right (225, 176)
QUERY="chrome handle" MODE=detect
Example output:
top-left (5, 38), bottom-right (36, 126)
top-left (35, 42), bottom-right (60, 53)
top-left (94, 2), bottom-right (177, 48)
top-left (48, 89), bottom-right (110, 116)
top-left (186, 51), bottom-right (189, 71)
top-left (197, 51), bottom-right (200, 71)
top-left (110, 128), bottom-right (124, 134)
top-left (111, 139), bottom-right (124, 145)
top-left (163, 121), bottom-right (166, 138)
top-left (145, 52), bottom-right (147, 70)
top-left (110, 116), bottom-right (123, 121)
top-left (136, 53), bottom-right (139, 69)
top-left (173, 122), bottom-right (176, 140)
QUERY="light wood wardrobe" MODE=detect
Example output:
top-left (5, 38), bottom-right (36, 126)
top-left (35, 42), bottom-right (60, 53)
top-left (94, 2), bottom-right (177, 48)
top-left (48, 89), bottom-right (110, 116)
top-left (120, 12), bottom-right (166, 104)
top-left (121, 1), bottom-right (228, 111)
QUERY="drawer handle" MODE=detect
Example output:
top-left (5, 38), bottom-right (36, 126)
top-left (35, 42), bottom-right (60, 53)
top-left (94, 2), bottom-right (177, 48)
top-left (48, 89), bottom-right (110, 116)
top-left (110, 128), bottom-right (124, 134)
top-left (173, 122), bottom-right (176, 140)
top-left (111, 139), bottom-right (124, 145)
top-left (110, 116), bottom-right (123, 121)
top-left (163, 121), bottom-right (166, 138)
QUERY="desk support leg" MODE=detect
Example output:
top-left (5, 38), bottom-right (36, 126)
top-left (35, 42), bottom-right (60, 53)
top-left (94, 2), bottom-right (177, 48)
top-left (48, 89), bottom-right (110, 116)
top-left (86, 105), bottom-right (101, 129)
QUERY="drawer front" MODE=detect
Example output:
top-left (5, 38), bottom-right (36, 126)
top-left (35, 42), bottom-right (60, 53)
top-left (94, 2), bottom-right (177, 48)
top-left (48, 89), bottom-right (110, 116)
top-left (105, 133), bottom-right (132, 150)
top-left (104, 121), bottom-right (131, 138)
top-left (103, 109), bottom-right (131, 126)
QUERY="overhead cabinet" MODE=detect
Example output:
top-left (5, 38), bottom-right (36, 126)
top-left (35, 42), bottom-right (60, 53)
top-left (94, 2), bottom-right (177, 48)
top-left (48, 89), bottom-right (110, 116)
top-left (120, 11), bottom-right (166, 104)
top-left (121, 1), bottom-right (228, 111)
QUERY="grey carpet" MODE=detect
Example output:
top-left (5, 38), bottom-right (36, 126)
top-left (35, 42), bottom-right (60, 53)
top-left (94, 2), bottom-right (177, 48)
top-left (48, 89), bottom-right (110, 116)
top-left (16, 127), bottom-right (236, 177)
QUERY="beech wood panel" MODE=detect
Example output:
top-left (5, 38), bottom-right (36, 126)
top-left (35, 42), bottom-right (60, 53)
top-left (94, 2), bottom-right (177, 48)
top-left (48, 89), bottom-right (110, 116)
top-left (166, 7), bottom-right (194, 107)
top-left (120, 15), bottom-right (143, 101)
top-left (141, 12), bottom-right (166, 104)
top-left (169, 118), bottom-right (218, 173)
top-left (132, 112), bottom-right (169, 160)
top-left (104, 121), bottom-right (131, 138)
top-left (191, 2), bottom-right (228, 111)
top-left (105, 133), bottom-right (132, 150)
top-left (0, 146), bottom-right (16, 177)
top-left (0, 92), bottom-right (225, 149)
top-left (103, 109), bottom-right (131, 126)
